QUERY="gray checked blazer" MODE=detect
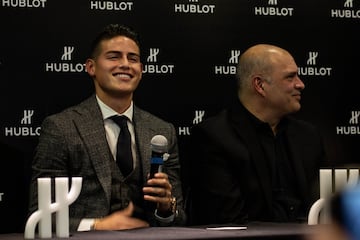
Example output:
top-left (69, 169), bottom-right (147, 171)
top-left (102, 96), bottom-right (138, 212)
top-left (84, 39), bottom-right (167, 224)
top-left (28, 94), bottom-right (186, 231)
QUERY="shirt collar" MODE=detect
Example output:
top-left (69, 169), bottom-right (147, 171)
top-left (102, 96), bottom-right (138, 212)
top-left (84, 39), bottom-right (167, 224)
top-left (236, 100), bottom-right (288, 136)
top-left (96, 95), bottom-right (134, 122)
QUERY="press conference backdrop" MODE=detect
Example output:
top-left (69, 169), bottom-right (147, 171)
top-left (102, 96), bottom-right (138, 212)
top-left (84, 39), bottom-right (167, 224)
top-left (0, 0), bottom-right (359, 233)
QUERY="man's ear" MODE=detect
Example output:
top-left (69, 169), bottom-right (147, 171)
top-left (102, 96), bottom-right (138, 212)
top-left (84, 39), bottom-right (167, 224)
top-left (85, 59), bottom-right (95, 76)
top-left (253, 76), bottom-right (265, 96)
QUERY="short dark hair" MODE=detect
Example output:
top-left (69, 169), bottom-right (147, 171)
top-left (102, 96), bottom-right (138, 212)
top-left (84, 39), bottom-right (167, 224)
top-left (89, 24), bottom-right (141, 59)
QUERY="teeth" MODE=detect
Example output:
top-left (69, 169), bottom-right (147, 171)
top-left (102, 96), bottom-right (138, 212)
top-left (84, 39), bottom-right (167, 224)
top-left (115, 73), bottom-right (131, 79)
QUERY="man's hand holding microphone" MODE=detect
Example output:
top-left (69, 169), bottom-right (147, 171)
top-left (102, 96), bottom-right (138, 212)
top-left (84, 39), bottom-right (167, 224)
top-left (143, 135), bottom-right (177, 219)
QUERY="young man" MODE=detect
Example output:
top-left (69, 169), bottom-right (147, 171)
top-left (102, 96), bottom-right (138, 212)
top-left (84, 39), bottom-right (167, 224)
top-left (28, 24), bottom-right (186, 232)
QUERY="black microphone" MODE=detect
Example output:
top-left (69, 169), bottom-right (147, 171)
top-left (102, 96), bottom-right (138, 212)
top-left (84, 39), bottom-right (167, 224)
top-left (149, 135), bottom-right (169, 179)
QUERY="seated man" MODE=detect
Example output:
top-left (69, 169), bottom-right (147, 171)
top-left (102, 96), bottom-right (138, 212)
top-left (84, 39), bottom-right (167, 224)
top-left (187, 44), bottom-right (327, 225)
top-left (28, 24), bottom-right (186, 232)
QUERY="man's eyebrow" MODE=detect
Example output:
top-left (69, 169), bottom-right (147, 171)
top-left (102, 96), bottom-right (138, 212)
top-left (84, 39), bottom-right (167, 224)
top-left (105, 51), bottom-right (140, 57)
top-left (285, 71), bottom-right (298, 79)
top-left (128, 52), bottom-right (140, 58)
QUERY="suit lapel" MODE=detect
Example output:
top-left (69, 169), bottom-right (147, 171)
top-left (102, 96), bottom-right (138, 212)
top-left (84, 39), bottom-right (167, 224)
top-left (133, 107), bottom-right (157, 181)
top-left (229, 102), bottom-right (273, 209)
top-left (73, 96), bottom-right (113, 202)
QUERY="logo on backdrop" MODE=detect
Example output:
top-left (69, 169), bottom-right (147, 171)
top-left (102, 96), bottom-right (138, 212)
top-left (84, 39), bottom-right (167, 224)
top-left (336, 111), bottom-right (360, 135)
top-left (254, 0), bottom-right (294, 17)
top-left (4, 110), bottom-right (40, 137)
top-left (214, 50), bottom-right (240, 75)
top-left (331, 0), bottom-right (360, 19)
top-left (143, 48), bottom-right (175, 74)
top-left (178, 110), bottom-right (205, 135)
top-left (89, 1), bottom-right (133, 11)
top-left (1, 0), bottom-right (47, 8)
top-left (174, 0), bottom-right (215, 14)
top-left (298, 51), bottom-right (332, 77)
top-left (45, 46), bottom-right (86, 73)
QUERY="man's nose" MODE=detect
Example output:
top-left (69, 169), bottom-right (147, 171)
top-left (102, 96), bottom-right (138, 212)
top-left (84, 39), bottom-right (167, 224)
top-left (295, 76), bottom-right (305, 90)
top-left (118, 57), bottom-right (130, 68)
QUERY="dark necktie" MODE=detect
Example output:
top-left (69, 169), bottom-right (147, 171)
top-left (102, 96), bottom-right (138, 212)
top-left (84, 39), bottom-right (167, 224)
top-left (110, 115), bottom-right (133, 177)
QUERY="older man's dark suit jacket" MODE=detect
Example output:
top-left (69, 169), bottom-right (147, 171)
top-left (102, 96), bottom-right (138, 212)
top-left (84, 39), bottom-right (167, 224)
top-left (28, 94), bottom-right (186, 231)
top-left (187, 99), bottom-right (326, 225)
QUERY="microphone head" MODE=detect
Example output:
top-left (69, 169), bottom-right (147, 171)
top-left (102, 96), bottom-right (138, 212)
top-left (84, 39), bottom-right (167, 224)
top-left (151, 135), bottom-right (168, 153)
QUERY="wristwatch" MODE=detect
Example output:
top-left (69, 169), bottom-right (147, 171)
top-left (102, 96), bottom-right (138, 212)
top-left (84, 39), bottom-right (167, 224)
top-left (169, 196), bottom-right (177, 215)
top-left (156, 196), bottom-right (177, 219)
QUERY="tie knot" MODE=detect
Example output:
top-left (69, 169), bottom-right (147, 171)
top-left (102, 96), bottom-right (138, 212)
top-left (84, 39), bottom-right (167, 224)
top-left (110, 115), bottom-right (128, 128)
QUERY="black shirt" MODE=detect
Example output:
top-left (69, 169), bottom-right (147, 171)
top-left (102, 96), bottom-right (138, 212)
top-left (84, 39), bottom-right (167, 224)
top-left (249, 113), bottom-right (305, 222)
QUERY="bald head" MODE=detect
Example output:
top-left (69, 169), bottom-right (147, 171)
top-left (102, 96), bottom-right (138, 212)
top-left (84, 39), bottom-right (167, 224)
top-left (236, 44), bottom-right (294, 95)
top-left (235, 44), bottom-right (304, 126)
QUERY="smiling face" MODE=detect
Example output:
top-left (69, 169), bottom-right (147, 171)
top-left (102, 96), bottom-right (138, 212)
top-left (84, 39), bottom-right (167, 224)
top-left (263, 50), bottom-right (305, 117)
top-left (86, 35), bottom-right (143, 101)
